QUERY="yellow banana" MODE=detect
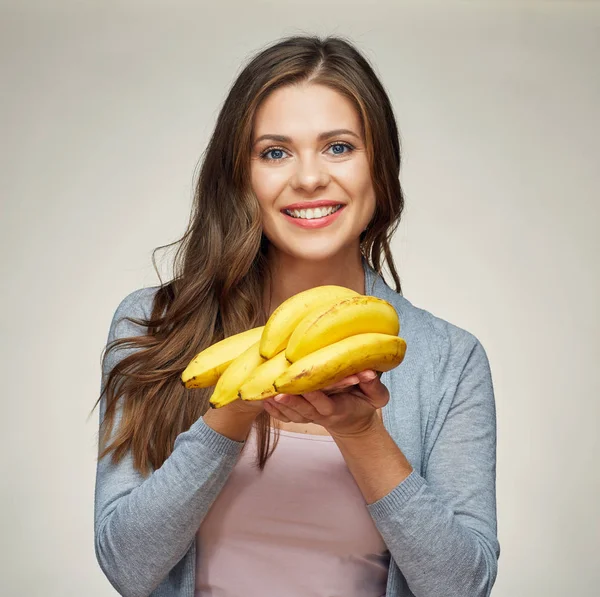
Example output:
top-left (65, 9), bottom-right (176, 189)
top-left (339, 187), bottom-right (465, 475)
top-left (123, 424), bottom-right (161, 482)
top-left (238, 350), bottom-right (291, 402)
top-left (209, 340), bottom-right (266, 409)
top-left (273, 332), bottom-right (406, 395)
top-left (286, 296), bottom-right (399, 363)
top-left (181, 326), bottom-right (265, 389)
top-left (260, 285), bottom-right (359, 359)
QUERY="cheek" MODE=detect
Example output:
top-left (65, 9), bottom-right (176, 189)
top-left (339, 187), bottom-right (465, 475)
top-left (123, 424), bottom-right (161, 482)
top-left (340, 162), bottom-right (376, 212)
top-left (356, 166), bottom-right (375, 197)
top-left (251, 166), bottom-right (286, 207)
top-left (250, 167), bottom-right (286, 237)
top-left (339, 156), bottom-right (371, 190)
top-left (250, 167), bottom-right (266, 205)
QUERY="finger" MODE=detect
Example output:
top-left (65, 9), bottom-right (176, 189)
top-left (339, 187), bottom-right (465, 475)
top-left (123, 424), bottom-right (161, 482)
top-left (356, 370), bottom-right (390, 407)
top-left (356, 369), bottom-right (378, 382)
top-left (263, 401), bottom-right (292, 423)
top-left (322, 375), bottom-right (360, 392)
top-left (270, 395), bottom-right (316, 423)
top-left (300, 390), bottom-right (336, 417)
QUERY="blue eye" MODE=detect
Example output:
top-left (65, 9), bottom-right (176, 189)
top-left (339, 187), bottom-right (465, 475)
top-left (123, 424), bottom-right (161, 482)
top-left (261, 148), bottom-right (287, 161)
top-left (329, 143), bottom-right (353, 155)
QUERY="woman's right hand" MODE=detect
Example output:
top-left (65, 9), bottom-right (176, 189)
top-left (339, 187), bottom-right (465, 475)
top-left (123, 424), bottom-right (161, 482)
top-left (202, 397), bottom-right (265, 441)
top-left (224, 397), bottom-right (266, 417)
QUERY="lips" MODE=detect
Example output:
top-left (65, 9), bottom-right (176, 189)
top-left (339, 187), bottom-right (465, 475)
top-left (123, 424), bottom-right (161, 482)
top-left (281, 200), bottom-right (345, 212)
top-left (281, 204), bottom-right (345, 229)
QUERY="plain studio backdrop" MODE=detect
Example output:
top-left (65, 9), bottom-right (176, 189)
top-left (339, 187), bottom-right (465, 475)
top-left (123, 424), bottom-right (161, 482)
top-left (1, 1), bottom-right (598, 595)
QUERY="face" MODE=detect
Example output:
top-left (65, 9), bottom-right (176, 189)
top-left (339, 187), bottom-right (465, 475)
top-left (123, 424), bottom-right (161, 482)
top-left (250, 83), bottom-right (376, 263)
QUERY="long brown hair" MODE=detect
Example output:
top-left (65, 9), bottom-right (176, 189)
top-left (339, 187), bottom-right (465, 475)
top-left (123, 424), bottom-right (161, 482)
top-left (92, 34), bottom-right (405, 476)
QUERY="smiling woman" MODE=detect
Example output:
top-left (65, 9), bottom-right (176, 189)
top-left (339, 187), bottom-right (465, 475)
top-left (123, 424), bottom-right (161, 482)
top-left (93, 35), bottom-right (499, 597)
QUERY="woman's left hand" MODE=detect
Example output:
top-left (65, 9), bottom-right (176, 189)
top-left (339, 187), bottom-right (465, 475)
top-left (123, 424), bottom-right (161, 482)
top-left (263, 369), bottom-right (389, 438)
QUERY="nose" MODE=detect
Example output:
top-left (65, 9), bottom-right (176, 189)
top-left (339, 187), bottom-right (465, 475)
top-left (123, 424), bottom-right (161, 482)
top-left (290, 154), bottom-right (330, 193)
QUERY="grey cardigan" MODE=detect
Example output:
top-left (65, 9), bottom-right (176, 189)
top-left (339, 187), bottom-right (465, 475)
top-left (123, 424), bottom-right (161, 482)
top-left (94, 259), bottom-right (499, 597)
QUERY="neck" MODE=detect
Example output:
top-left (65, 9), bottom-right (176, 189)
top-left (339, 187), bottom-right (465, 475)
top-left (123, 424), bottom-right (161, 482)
top-left (263, 245), bottom-right (366, 317)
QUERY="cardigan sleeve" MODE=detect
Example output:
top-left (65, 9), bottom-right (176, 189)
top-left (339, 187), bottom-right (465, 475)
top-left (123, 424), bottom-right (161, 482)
top-left (367, 336), bottom-right (500, 597)
top-left (94, 289), bottom-right (245, 597)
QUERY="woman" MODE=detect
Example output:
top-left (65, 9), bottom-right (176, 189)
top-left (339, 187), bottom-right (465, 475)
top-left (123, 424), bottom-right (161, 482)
top-left (93, 35), bottom-right (499, 597)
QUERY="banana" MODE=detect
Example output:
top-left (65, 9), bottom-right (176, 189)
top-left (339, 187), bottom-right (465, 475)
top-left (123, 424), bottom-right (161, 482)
top-left (181, 326), bottom-right (265, 389)
top-left (238, 350), bottom-right (291, 402)
top-left (209, 340), bottom-right (266, 408)
top-left (273, 332), bottom-right (406, 395)
top-left (260, 285), bottom-right (359, 359)
top-left (286, 296), bottom-right (399, 363)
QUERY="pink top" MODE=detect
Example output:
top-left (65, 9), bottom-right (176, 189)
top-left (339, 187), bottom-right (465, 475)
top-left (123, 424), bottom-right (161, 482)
top-left (195, 425), bottom-right (390, 596)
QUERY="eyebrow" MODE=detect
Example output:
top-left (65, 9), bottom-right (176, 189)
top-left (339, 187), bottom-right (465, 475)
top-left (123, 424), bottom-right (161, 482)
top-left (252, 129), bottom-right (361, 146)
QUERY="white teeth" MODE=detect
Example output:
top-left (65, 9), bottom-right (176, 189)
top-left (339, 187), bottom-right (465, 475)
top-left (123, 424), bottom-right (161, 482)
top-left (287, 205), bottom-right (342, 220)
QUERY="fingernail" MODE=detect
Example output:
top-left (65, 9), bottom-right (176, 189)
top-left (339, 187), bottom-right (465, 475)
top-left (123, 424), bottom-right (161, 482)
top-left (363, 371), bottom-right (377, 380)
top-left (275, 395), bottom-right (288, 404)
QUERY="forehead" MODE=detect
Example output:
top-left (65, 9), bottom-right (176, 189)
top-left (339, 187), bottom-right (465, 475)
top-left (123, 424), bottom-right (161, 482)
top-left (252, 83), bottom-right (362, 138)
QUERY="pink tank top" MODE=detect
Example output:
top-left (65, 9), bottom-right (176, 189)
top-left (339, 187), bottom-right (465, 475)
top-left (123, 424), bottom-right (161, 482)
top-left (195, 425), bottom-right (390, 596)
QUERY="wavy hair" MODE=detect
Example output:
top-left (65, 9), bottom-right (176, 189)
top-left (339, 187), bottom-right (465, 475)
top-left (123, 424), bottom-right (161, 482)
top-left (92, 34), bottom-right (405, 475)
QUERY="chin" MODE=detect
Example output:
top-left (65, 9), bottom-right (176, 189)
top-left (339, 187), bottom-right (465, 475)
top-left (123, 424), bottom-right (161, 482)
top-left (276, 239), bottom-right (355, 263)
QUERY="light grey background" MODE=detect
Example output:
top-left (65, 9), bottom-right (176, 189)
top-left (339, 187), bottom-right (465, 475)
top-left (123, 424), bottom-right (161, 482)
top-left (1, 1), bottom-right (598, 595)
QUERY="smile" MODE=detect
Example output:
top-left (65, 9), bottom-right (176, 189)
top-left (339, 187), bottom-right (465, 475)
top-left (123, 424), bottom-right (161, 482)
top-left (283, 204), bottom-right (344, 220)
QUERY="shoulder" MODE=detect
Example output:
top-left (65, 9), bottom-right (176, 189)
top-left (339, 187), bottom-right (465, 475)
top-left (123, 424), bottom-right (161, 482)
top-left (410, 298), bottom-right (484, 372)
top-left (106, 286), bottom-right (161, 342)
top-left (378, 286), bottom-right (495, 445)
top-left (101, 286), bottom-right (162, 379)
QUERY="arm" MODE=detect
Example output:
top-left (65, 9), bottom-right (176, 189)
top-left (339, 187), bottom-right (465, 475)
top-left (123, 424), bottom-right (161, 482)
top-left (94, 291), bottom-right (255, 597)
top-left (331, 419), bottom-right (412, 504)
top-left (334, 338), bottom-right (499, 597)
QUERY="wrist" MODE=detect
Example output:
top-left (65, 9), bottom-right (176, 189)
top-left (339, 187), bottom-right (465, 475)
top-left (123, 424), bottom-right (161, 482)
top-left (329, 412), bottom-right (384, 442)
top-left (203, 405), bottom-right (259, 442)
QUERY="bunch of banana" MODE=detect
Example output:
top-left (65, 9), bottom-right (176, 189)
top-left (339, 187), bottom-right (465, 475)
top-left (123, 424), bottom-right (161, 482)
top-left (240, 294), bottom-right (403, 402)
top-left (180, 284), bottom-right (407, 409)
